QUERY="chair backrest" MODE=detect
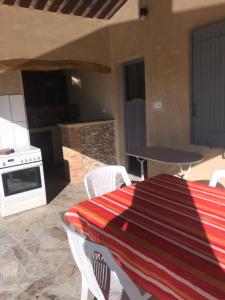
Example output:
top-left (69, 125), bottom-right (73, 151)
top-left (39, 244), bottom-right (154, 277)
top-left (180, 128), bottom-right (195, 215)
top-left (84, 165), bottom-right (131, 199)
top-left (209, 170), bottom-right (225, 187)
top-left (61, 215), bottom-right (151, 300)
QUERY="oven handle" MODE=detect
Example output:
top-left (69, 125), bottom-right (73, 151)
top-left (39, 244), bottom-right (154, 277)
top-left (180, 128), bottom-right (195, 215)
top-left (0, 161), bottom-right (43, 174)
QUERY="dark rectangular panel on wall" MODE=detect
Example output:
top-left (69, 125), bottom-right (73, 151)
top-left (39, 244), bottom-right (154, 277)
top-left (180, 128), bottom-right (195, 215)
top-left (191, 19), bottom-right (225, 148)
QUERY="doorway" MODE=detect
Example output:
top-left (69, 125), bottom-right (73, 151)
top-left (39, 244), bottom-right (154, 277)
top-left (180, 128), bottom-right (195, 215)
top-left (22, 70), bottom-right (73, 202)
top-left (123, 59), bottom-right (147, 176)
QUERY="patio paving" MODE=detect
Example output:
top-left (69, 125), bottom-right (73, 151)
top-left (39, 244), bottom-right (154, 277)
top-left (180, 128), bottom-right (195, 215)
top-left (0, 181), bottom-right (88, 300)
top-left (0, 173), bottom-right (142, 300)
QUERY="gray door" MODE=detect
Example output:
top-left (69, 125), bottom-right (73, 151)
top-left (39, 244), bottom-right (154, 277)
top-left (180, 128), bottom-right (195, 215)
top-left (125, 98), bottom-right (146, 150)
top-left (123, 60), bottom-right (146, 151)
top-left (191, 20), bottom-right (225, 147)
top-left (123, 59), bottom-right (147, 175)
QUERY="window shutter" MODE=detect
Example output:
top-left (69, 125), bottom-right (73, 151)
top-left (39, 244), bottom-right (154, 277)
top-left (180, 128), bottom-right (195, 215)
top-left (191, 20), bottom-right (225, 147)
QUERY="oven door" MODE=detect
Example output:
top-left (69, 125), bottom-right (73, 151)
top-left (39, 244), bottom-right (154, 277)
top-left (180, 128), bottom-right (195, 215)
top-left (0, 162), bottom-right (45, 198)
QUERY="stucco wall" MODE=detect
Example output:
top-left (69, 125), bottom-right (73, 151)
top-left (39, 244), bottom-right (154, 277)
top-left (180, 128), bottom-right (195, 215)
top-left (0, 5), bottom-right (110, 64)
top-left (0, 4), bottom-right (110, 95)
top-left (2, 0), bottom-right (225, 183)
top-left (65, 70), bottom-right (114, 121)
top-left (109, 0), bottom-right (225, 183)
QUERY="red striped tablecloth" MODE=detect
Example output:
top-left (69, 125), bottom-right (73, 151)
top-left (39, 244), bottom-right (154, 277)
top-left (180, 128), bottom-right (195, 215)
top-left (64, 174), bottom-right (225, 300)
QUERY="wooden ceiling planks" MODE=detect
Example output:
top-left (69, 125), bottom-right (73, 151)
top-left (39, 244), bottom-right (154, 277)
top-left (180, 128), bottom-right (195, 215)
top-left (0, 0), bottom-right (128, 20)
top-left (61, 0), bottom-right (79, 14)
top-left (19, 0), bottom-right (32, 8)
top-left (2, 0), bottom-right (16, 5)
top-left (48, 0), bottom-right (62, 12)
top-left (98, 0), bottom-right (127, 19)
top-left (74, 0), bottom-right (92, 16)
top-left (86, 0), bottom-right (105, 18)
top-left (34, 0), bottom-right (48, 10)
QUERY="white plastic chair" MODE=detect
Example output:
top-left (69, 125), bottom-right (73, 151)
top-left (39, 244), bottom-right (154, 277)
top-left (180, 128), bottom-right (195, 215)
top-left (209, 170), bottom-right (225, 187)
top-left (84, 166), bottom-right (132, 199)
top-left (61, 215), bottom-right (152, 300)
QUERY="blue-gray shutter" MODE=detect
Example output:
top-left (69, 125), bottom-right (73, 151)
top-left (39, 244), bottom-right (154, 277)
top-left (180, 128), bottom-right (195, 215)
top-left (191, 20), bottom-right (225, 147)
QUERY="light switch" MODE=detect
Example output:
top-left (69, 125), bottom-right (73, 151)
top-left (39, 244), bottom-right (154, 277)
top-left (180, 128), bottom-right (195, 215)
top-left (153, 101), bottom-right (162, 110)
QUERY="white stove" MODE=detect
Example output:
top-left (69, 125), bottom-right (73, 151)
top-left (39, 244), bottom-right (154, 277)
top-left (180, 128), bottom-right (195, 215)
top-left (0, 146), bottom-right (41, 169)
top-left (0, 146), bottom-right (46, 217)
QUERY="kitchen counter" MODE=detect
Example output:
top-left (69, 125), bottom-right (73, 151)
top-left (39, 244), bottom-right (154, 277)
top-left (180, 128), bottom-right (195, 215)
top-left (59, 119), bottom-right (116, 182)
top-left (58, 119), bottom-right (114, 128)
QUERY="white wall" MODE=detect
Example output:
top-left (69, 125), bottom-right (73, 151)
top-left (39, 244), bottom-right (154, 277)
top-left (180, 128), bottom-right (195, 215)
top-left (0, 95), bottom-right (29, 150)
top-left (65, 70), bottom-right (114, 121)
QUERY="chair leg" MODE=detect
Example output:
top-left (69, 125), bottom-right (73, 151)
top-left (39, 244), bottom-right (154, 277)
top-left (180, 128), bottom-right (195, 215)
top-left (81, 280), bottom-right (89, 300)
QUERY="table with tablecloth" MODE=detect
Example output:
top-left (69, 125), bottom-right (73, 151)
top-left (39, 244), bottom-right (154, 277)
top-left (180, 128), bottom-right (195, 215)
top-left (64, 174), bottom-right (225, 300)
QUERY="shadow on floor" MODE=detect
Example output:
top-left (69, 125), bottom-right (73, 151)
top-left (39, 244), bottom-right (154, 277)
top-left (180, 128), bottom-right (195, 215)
top-left (44, 164), bottom-right (69, 204)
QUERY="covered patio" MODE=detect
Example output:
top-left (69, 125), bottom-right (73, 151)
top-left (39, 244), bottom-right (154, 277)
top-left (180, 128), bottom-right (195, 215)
top-left (1, 0), bottom-right (225, 299)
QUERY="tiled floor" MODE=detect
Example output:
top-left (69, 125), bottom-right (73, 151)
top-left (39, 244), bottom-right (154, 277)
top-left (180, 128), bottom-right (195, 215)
top-left (0, 171), bottom-right (145, 300)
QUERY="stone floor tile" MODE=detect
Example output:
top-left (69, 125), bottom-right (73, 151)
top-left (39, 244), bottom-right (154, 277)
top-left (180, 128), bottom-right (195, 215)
top-left (0, 174), bottom-right (141, 299)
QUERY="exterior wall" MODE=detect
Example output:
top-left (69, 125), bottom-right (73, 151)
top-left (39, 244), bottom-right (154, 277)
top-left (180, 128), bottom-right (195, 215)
top-left (65, 70), bottom-right (114, 121)
top-left (0, 5), bottom-right (110, 65)
top-left (2, 0), bottom-right (225, 183)
top-left (109, 0), bottom-right (225, 183)
top-left (0, 5), bottom-right (110, 96)
top-left (59, 121), bottom-right (116, 182)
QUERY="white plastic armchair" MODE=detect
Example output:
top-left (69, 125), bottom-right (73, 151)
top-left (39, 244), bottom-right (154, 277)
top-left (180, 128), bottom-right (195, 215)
top-left (61, 215), bottom-right (151, 300)
top-left (84, 166), bottom-right (132, 199)
top-left (209, 170), bottom-right (225, 187)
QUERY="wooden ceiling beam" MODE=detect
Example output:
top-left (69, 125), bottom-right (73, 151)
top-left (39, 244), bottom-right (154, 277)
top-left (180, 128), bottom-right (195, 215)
top-left (0, 59), bottom-right (111, 73)
top-left (86, 0), bottom-right (105, 18)
top-left (61, 0), bottom-right (79, 14)
top-left (19, 0), bottom-right (32, 8)
top-left (74, 0), bottom-right (92, 16)
top-left (34, 0), bottom-right (48, 10)
top-left (30, 0), bottom-right (40, 8)
top-left (2, 0), bottom-right (16, 5)
top-left (105, 0), bottom-right (127, 19)
top-left (48, 0), bottom-right (62, 12)
top-left (98, 0), bottom-right (118, 19)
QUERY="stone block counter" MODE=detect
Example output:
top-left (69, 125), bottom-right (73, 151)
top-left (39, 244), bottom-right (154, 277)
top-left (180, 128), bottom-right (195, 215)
top-left (58, 120), bottom-right (116, 182)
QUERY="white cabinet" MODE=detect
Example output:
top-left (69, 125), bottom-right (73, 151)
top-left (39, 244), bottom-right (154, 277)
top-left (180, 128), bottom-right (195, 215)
top-left (10, 95), bottom-right (26, 122)
top-left (0, 95), bottom-right (12, 123)
top-left (0, 123), bottom-right (15, 149)
top-left (13, 122), bottom-right (29, 149)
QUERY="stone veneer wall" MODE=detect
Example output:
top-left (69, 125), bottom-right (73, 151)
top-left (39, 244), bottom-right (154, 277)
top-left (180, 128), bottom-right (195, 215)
top-left (59, 120), bottom-right (116, 182)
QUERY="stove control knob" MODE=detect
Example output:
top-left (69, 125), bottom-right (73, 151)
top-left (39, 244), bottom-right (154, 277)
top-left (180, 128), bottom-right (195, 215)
top-left (21, 159), bottom-right (23, 163)
top-left (37, 156), bottom-right (40, 160)
top-left (25, 159), bottom-right (28, 162)
top-left (33, 157), bottom-right (36, 161)
top-left (29, 158), bottom-right (32, 161)
top-left (2, 162), bottom-right (6, 167)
